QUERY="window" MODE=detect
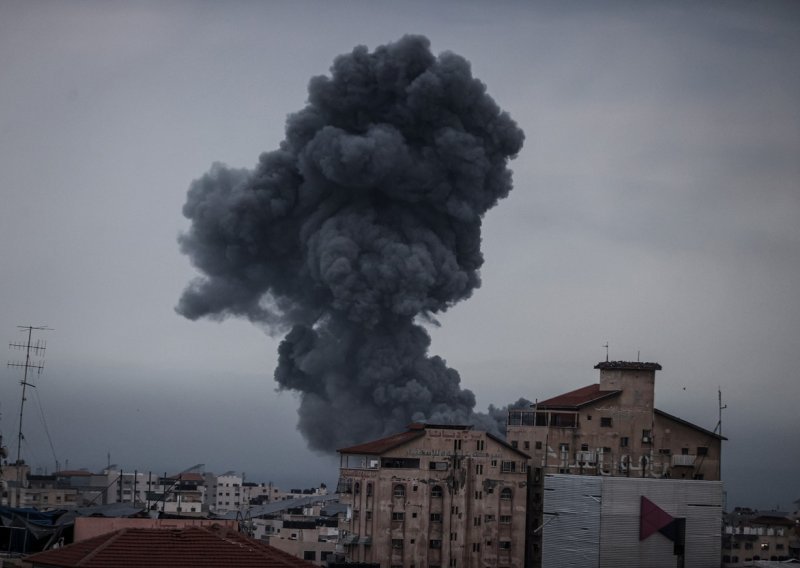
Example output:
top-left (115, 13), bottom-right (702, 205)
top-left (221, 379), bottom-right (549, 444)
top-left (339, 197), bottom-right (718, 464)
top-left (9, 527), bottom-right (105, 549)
top-left (431, 485), bottom-right (443, 498)
top-left (366, 511), bottom-right (372, 520)
top-left (430, 539), bottom-right (442, 549)
top-left (600, 417), bottom-right (612, 427)
top-left (475, 464), bottom-right (483, 475)
top-left (474, 490), bottom-right (482, 500)
top-left (681, 447), bottom-right (690, 455)
top-left (430, 461), bottom-right (448, 470)
top-left (587, 415), bottom-right (592, 420)
top-left (697, 446), bottom-right (709, 456)
top-left (472, 543), bottom-right (481, 552)
top-left (500, 488), bottom-right (512, 501)
top-left (524, 441), bottom-right (530, 450)
top-left (511, 440), bottom-right (518, 449)
top-left (484, 514), bottom-right (495, 522)
top-left (430, 513), bottom-right (442, 522)
top-left (581, 443), bottom-right (589, 451)
top-left (500, 461), bottom-right (516, 473)
top-left (659, 448), bottom-right (672, 455)
top-left (499, 540), bottom-right (511, 550)
top-left (303, 551), bottom-right (316, 561)
top-left (393, 484), bottom-right (405, 498)
top-left (354, 482), bottom-right (360, 495)
top-left (392, 539), bottom-right (403, 549)
top-left (454, 439), bottom-right (462, 451)
top-left (535, 441), bottom-right (542, 450)
top-left (477, 440), bottom-right (485, 451)
top-left (450, 532), bottom-right (457, 541)
top-left (620, 437), bottom-right (629, 447)
top-left (491, 459), bottom-right (497, 467)
top-left (392, 512), bottom-right (405, 521)
top-left (500, 515), bottom-right (512, 524)
top-left (366, 482), bottom-right (373, 496)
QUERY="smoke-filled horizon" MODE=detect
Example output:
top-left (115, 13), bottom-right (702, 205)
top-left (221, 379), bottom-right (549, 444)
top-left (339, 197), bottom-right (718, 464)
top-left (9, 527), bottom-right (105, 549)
top-left (177, 36), bottom-right (525, 452)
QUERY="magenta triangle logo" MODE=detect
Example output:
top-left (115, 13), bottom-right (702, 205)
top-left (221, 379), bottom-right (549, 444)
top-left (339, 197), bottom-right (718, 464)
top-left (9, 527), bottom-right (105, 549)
top-left (640, 496), bottom-right (675, 540)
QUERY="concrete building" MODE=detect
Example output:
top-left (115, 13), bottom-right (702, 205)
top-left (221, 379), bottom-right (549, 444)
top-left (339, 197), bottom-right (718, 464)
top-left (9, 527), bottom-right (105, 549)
top-left (337, 423), bottom-right (530, 568)
top-left (205, 471), bottom-right (244, 514)
top-left (507, 361), bottom-right (724, 481)
top-left (723, 509), bottom-right (799, 565)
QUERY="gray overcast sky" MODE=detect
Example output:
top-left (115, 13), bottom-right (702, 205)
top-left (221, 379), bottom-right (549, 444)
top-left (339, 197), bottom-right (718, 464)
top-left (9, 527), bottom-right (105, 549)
top-left (1, 0), bottom-right (798, 509)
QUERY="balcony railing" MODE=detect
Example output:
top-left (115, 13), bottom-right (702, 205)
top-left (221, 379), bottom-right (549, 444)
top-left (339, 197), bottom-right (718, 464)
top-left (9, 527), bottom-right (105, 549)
top-left (672, 454), bottom-right (696, 467)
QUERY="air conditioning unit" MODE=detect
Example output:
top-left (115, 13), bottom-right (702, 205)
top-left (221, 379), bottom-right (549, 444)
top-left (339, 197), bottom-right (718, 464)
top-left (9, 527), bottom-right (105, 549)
top-left (642, 436), bottom-right (651, 443)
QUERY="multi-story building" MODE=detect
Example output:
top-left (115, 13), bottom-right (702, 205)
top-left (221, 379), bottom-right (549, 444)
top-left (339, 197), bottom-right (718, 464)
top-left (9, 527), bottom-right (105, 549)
top-left (205, 471), bottom-right (244, 514)
top-left (506, 361), bottom-right (724, 481)
top-left (250, 499), bottom-right (341, 566)
top-left (337, 423), bottom-right (530, 568)
top-left (723, 508), bottom-right (799, 565)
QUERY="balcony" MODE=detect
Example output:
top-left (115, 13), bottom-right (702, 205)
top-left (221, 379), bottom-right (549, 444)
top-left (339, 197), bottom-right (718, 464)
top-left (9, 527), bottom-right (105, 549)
top-left (672, 454), bottom-right (696, 467)
top-left (576, 451), bottom-right (596, 464)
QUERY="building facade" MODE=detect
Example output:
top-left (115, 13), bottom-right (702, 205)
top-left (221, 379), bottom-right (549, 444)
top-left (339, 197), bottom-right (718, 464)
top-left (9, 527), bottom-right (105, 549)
top-left (337, 423), bottom-right (530, 568)
top-left (506, 361), bottom-right (724, 481)
top-left (723, 509), bottom-right (799, 565)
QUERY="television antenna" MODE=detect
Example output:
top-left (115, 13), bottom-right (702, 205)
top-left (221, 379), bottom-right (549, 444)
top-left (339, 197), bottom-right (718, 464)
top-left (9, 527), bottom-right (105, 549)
top-left (7, 325), bottom-right (52, 465)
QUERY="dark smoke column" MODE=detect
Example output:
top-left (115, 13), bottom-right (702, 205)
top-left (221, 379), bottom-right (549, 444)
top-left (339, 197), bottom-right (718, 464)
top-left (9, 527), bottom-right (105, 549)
top-left (177, 36), bottom-right (524, 452)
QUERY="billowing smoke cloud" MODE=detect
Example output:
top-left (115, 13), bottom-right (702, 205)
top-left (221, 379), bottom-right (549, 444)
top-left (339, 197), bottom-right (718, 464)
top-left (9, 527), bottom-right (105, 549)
top-left (177, 35), bottom-right (524, 452)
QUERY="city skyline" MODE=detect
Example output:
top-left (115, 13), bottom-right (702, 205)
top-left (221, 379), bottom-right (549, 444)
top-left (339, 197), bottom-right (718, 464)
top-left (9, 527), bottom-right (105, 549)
top-left (1, 0), bottom-right (798, 510)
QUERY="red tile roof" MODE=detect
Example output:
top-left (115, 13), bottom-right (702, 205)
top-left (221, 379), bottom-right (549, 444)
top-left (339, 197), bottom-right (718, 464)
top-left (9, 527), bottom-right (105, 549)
top-left (25, 525), bottom-right (315, 568)
top-left (338, 424), bottom-right (427, 455)
top-left (535, 384), bottom-right (621, 409)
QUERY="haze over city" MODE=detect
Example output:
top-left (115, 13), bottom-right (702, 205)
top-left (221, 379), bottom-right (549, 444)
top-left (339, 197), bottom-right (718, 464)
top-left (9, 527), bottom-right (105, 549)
top-left (1, 0), bottom-right (798, 512)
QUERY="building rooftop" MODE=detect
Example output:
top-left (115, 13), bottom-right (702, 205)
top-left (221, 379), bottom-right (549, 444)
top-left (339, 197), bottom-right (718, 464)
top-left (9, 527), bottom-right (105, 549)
top-left (654, 408), bottom-right (727, 441)
top-left (337, 423), bottom-right (427, 455)
top-left (25, 525), bottom-right (315, 568)
top-left (339, 423), bottom-right (530, 459)
top-left (594, 360), bottom-right (662, 371)
top-left (536, 384), bottom-right (621, 410)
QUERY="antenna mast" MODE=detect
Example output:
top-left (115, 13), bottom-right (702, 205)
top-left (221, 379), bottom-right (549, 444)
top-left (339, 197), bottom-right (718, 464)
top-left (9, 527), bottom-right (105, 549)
top-left (7, 325), bottom-right (52, 465)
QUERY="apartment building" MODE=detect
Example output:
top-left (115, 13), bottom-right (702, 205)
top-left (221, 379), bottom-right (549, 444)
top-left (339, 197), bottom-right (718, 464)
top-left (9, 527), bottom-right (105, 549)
top-left (723, 509), bottom-right (799, 565)
top-left (337, 423), bottom-right (530, 568)
top-left (506, 361), bottom-right (724, 481)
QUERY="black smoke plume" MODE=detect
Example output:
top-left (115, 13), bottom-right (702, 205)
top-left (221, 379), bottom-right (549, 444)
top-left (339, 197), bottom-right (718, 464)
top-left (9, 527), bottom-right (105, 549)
top-left (177, 36), bottom-right (524, 452)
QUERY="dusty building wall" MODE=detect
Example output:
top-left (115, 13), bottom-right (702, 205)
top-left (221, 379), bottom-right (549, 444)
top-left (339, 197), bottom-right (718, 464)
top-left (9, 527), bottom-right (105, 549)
top-left (653, 412), bottom-right (722, 480)
top-left (339, 425), bottom-right (528, 568)
top-left (507, 362), bottom-right (722, 481)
